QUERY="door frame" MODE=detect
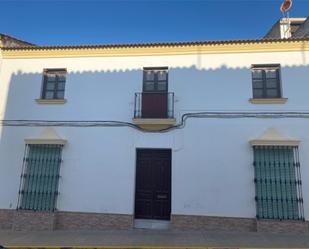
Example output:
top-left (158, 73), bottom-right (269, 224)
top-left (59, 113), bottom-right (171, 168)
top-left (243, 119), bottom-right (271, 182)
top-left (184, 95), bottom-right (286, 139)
top-left (134, 148), bottom-right (172, 220)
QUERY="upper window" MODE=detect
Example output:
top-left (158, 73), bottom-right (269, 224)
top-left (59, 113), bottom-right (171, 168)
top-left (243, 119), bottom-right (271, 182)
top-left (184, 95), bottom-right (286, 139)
top-left (42, 69), bottom-right (66, 100)
top-left (251, 65), bottom-right (281, 99)
top-left (143, 67), bottom-right (168, 92)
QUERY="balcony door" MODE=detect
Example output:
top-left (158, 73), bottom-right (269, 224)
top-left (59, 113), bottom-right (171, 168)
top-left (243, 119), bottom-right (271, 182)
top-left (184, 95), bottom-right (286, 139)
top-left (142, 68), bottom-right (168, 118)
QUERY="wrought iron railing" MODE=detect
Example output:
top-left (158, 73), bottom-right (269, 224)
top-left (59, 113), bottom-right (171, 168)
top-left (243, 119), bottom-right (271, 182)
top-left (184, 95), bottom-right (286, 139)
top-left (134, 92), bottom-right (174, 119)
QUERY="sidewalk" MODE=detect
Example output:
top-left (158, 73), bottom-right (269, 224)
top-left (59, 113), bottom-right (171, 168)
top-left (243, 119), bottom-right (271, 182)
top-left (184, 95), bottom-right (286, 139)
top-left (1, 229), bottom-right (309, 248)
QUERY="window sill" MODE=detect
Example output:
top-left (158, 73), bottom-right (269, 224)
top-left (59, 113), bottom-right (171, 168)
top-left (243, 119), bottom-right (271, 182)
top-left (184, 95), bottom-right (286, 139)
top-left (249, 98), bottom-right (288, 104)
top-left (35, 99), bottom-right (67, 105)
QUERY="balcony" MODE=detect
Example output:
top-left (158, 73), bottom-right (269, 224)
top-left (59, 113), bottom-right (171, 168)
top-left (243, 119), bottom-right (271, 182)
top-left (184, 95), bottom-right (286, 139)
top-left (133, 92), bottom-right (176, 130)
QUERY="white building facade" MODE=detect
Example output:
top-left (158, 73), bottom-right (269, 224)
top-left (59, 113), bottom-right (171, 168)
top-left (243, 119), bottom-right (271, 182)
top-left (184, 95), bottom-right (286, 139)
top-left (1, 28), bottom-right (309, 232)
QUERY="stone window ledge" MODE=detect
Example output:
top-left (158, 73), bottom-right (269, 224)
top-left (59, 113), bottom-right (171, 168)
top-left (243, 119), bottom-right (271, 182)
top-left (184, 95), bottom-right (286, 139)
top-left (249, 98), bottom-right (288, 104)
top-left (35, 99), bottom-right (67, 105)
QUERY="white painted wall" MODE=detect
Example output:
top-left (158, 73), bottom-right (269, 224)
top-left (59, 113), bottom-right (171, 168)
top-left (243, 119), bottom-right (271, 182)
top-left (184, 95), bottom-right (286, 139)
top-left (0, 50), bottom-right (309, 219)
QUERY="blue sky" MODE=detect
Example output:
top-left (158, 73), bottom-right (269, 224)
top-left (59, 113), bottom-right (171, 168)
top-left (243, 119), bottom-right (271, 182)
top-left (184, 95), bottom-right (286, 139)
top-left (0, 0), bottom-right (308, 45)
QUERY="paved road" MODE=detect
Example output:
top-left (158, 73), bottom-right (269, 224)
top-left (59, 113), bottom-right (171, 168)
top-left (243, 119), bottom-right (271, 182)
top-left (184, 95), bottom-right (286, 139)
top-left (1, 229), bottom-right (309, 248)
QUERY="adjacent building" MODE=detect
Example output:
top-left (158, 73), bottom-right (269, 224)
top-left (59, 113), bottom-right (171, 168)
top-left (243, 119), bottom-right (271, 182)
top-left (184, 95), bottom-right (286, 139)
top-left (1, 18), bottom-right (309, 232)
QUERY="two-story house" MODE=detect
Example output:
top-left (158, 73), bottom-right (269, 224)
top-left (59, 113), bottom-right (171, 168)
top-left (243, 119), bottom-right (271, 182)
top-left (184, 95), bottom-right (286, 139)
top-left (0, 17), bottom-right (309, 232)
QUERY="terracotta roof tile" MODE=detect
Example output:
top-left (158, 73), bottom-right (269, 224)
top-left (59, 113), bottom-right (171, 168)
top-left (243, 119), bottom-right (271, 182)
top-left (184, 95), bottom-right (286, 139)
top-left (2, 38), bottom-right (309, 51)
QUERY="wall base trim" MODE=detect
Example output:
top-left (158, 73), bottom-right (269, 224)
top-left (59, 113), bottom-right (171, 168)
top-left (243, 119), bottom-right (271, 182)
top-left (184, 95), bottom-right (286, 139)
top-left (0, 209), bottom-right (133, 231)
top-left (0, 209), bottom-right (14, 230)
top-left (171, 214), bottom-right (257, 232)
top-left (257, 219), bottom-right (309, 234)
top-left (1, 209), bottom-right (308, 233)
top-left (12, 210), bottom-right (55, 231)
top-left (55, 211), bottom-right (133, 230)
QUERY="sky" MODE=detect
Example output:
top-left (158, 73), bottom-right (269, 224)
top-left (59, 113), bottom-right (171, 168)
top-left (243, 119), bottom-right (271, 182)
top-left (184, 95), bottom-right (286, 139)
top-left (0, 0), bottom-right (308, 46)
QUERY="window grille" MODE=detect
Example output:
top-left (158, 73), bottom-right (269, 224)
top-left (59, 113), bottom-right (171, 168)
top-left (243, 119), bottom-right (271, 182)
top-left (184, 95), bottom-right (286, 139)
top-left (18, 144), bottom-right (63, 212)
top-left (253, 146), bottom-right (304, 220)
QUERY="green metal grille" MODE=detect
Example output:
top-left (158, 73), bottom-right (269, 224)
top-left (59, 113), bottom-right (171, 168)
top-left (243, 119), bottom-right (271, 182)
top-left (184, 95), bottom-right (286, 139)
top-left (253, 146), bottom-right (304, 220)
top-left (18, 144), bottom-right (63, 212)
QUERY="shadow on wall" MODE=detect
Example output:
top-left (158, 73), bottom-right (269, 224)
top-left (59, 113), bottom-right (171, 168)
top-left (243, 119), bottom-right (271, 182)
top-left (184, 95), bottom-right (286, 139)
top-left (0, 63), bottom-right (309, 212)
top-left (1, 64), bottom-right (309, 165)
top-left (1, 64), bottom-right (309, 127)
top-left (0, 66), bottom-right (248, 209)
top-left (1, 65), bottom-right (247, 121)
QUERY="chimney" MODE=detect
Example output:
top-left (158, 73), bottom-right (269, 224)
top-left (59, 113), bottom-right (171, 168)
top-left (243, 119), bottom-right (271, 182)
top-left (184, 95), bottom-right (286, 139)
top-left (264, 17), bottom-right (307, 39)
top-left (280, 18), bottom-right (293, 38)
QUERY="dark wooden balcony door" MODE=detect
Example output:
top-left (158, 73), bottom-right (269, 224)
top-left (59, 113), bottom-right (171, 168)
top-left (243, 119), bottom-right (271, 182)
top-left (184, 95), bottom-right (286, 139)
top-left (135, 149), bottom-right (171, 220)
top-left (142, 68), bottom-right (168, 118)
top-left (141, 93), bottom-right (168, 118)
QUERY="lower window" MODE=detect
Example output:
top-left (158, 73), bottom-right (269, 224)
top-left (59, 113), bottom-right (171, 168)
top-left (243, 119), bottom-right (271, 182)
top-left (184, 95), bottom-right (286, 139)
top-left (253, 146), bottom-right (304, 220)
top-left (18, 144), bottom-right (63, 212)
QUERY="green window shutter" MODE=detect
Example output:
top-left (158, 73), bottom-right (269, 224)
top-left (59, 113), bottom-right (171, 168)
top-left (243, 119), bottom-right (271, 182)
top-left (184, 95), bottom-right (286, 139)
top-left (253, 146), bottom-right (304, 220)
top-left (18, 144), bottom-right (63, 212)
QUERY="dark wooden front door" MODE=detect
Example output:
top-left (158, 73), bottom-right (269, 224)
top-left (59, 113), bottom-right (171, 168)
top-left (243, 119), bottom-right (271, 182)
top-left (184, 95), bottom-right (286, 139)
top-left (135, 149), bottom-right (171, 220)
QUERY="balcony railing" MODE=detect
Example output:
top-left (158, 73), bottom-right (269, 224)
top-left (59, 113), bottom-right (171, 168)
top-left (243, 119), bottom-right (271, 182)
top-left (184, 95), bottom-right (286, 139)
top-left (134, 92), bottom-right (174, 119)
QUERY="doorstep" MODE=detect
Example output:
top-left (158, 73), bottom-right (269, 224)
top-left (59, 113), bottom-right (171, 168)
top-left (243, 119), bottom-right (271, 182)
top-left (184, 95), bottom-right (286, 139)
top-left (134, 219), bottom-right (170, 229)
